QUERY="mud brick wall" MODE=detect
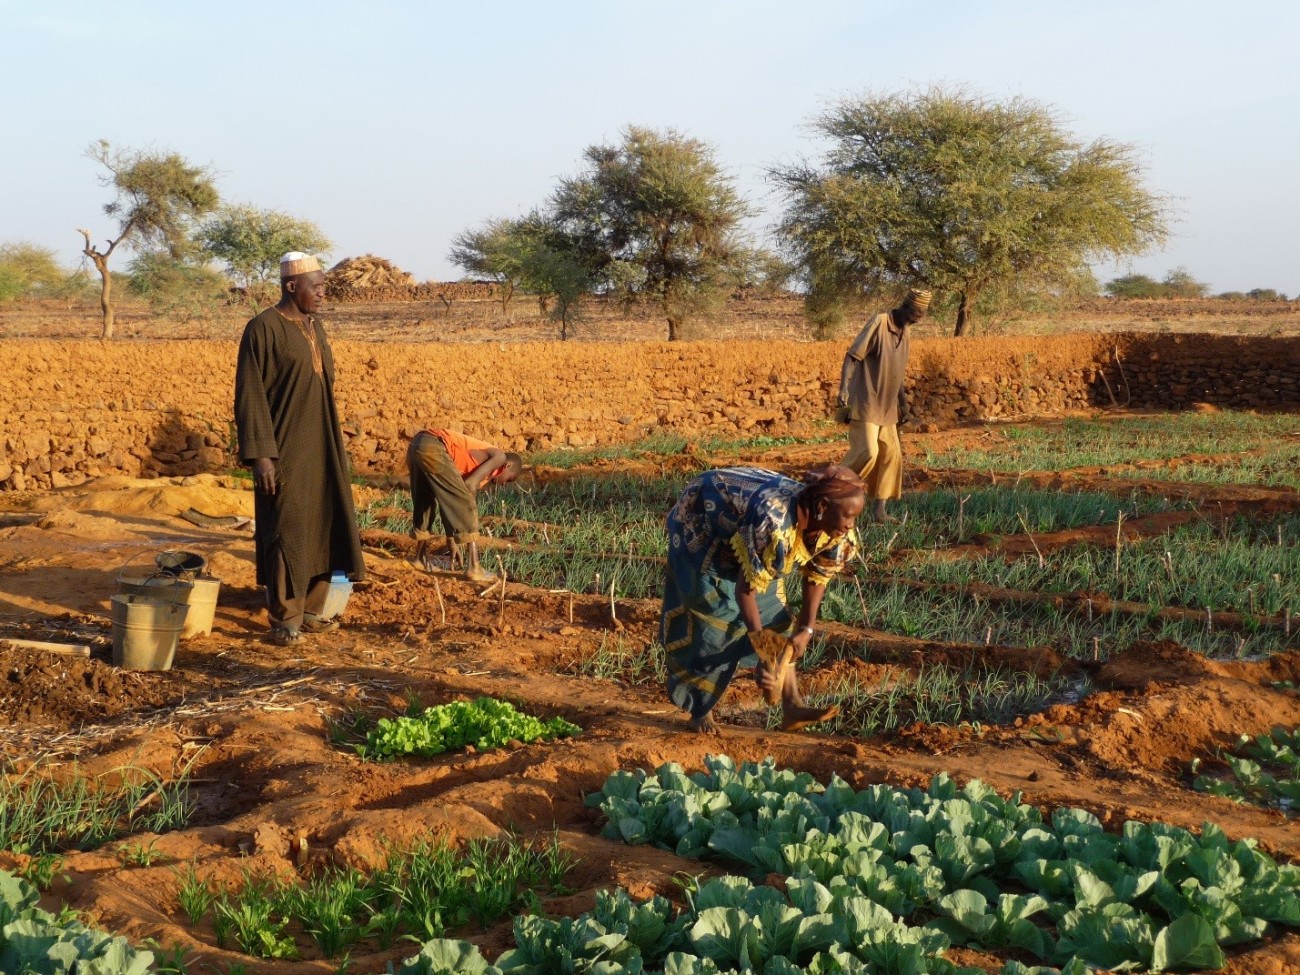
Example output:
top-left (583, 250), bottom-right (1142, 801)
top-left (0, 332), bottom-right (1291, 491)
top-left (1111, 334), bottom-right (1300, 409)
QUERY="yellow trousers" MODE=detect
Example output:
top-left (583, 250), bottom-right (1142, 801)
top-left (841, 422), bottom-right (902, 500)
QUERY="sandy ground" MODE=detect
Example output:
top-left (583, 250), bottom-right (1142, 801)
top-left (1, 431), bottom-right (1299, 974)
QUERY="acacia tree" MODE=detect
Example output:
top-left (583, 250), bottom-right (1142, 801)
top-left (77, 140), bottom-right (219, 338)
top-left (551, 125), bottom-right (752, 341)
top-left (517, 217), bottom-right (593, 340)
top-left (448, 216), bottom-right (539, 315)
top-left (200, 204), bottom-right (331, 306)
top-left (1160, 266), bottom-right (1209, 298)
top-left (773, 87), bottom-right (1170, 336)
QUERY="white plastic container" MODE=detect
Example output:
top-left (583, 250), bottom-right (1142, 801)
top-left (318, 571), bottom-right (353, 620)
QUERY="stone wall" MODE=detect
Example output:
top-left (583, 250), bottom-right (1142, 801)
top-left (1108, 334), bottom-right (1300, 410)
top-left (0, 332), bottom-right (1293, 491)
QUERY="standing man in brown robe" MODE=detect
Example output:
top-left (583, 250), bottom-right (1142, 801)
top-left (835, 288), bottom-right (931, 522)
top-left (234, 252), bottom-right (365, 646)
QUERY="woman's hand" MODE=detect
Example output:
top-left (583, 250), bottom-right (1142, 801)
top-left (755, 663), bottom-right (781, 694)
top-left (790, 626), bottom-right (814, 660)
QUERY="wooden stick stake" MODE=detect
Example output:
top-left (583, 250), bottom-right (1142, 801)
top-left (496, 555), bottom-right (507, 628)
top-left (1016, 513), bottom-right (1045, 568)
top-left (853, 575), bottom-right (869, 626)
top-left (1115, 511), bottom-right (1125, 580)
top-left (567, 592), bottom-right (574, 624)
top-left (432, 576), bottom-right (445, 625)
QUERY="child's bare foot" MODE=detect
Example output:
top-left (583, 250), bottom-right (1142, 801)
top-left (689, 713), bottom-right (721, 734)
top-left (780, 702), bottom-right (840, 732)
top-left (871, 501), bottom-right (895, 523)
top-left (465, 566), bottom-right (497, 584)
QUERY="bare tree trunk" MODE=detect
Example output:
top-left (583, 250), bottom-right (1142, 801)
top-left (93, 255), bottom-right (113, 339)
top-left (667, 317), bottom-right (681, 341)
top-left (78, 228), bottom-right (119, 339)
top-left (953, 290), bottom-right (974, 337)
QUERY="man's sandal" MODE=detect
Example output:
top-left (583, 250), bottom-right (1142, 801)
top-left (270, 626), bottom-right (301, 646)
top-left (301, 614), bottom-right (340, 634)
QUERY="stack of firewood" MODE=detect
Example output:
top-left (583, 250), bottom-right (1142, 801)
top-left (325, 255), bottom-right (415, 297)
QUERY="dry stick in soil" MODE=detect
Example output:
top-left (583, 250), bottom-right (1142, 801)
top-left (497, 555), bottom-right (507, 628)
top-left (1015, 513), bottom-right (1046, 568)
top-left (432, 576), bottom-right (446, 625)
top-left (1115, 510), bottom-right (1125, 581)
top-left (852, 552), bottom-right (872, 624)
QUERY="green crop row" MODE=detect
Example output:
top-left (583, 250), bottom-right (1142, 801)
top-left (361, 473), bottom-right (1180, 563)
top-left (335, 696), bottom-right (580, 761)
top-left (816, 579), bottom-right (1283, 660)
top-left (585, 756), bottom-right (1300, 973)
top-left (176, 833), bottom-right (572, 961)
top-left (567, 634), bottom-right (668, 687)
top-left (0, 870), bottom-right (155, 974)
top-left (1194, 726), bottom-right (1300, 814)
top-left (922, 411), bottom-right (1300, 474)
top-left (0, 764), bottom-right (192, 856)
top-left (384, 880), bottom-right (1096, 975)
top-left (757, 664), bottom-right (1083, 737)
top-left (1103, 443), bottom-right (1300, 492)
top-left (890, 513), bottom-right (1300, 621)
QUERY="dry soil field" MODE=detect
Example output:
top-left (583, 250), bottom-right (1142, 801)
top-left (0, 300), bottom-right (1299, 975)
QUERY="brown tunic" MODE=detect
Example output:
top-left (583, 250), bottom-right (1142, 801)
top-left (234, 308), bottom-right (365, 597)
top-left (837, 311), bottom-right (909, 425)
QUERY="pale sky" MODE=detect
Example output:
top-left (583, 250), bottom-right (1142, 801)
top-left (5, 0), bottom-right (1298, 296)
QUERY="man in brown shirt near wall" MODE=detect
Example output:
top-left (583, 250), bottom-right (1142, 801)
top-left (835, 288), bottom-right (931, 522)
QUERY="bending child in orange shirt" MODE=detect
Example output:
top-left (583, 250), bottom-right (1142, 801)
top-left (407, 429), bottom-right (523, 582)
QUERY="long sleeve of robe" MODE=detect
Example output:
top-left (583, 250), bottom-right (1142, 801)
top-left (234, 309), bottom-right (365, 594)
top-left (837, 311), bottom-right (910, 426)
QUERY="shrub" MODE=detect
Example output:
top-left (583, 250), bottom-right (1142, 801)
top-left (126, 250), bottom-right (231, 322)
top-left (0, 242), bottom-right (73, 301)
